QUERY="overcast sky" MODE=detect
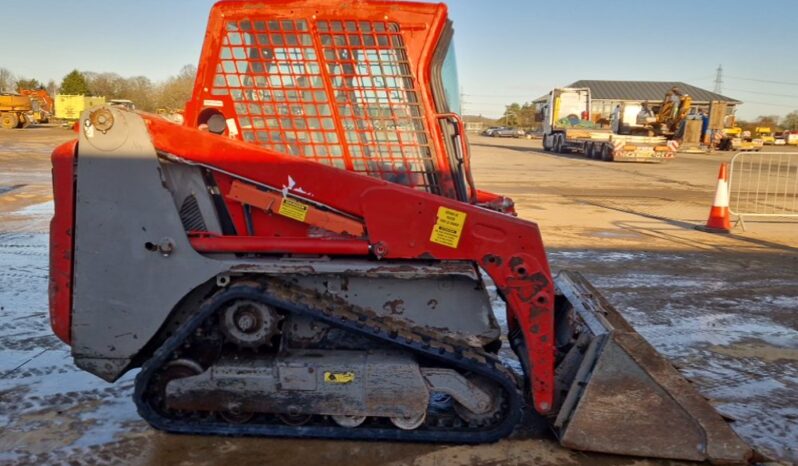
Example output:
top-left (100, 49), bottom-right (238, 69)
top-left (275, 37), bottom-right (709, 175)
top-left (2, 0), bottom-right (796, 119)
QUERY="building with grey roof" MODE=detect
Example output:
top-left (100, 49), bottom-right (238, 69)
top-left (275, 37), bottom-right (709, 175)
top-left (534, 80), bottom-right (741, 121)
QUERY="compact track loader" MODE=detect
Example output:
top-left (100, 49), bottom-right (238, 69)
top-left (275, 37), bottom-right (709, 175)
top-left (49, 0), bottom-right (751, 462)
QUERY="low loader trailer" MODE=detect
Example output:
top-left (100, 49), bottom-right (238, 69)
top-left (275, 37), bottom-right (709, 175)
top-left (545, 126), bottom-right (676, 162)
top-left (541, 88), bottom-right (676, 162)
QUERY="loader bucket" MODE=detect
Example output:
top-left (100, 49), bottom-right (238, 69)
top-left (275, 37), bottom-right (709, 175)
top-left (552, 271), bottom-right (752, 464)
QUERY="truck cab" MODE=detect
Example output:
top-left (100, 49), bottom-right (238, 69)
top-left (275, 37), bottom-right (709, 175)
top-left (783, 130), bottom-right (798, 145)
top-left (541, 87), bottom-right (592, 136)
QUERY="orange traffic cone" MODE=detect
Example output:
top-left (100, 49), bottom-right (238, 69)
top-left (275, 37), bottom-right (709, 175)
top-left (696, 163), bottom-right (731, 233)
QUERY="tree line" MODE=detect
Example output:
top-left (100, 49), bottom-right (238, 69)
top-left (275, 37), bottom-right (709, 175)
top-left (736, 113), bottom-right (798, 132)
top-left (497, 102), bottom-right (538, 128)
top-left (0, 66), bottom-right (197, 113)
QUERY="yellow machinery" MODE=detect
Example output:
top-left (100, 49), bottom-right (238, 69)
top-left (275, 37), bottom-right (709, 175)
top-left (20, 89), bottom-right (54, 123)
top-left (0, 93), bottom-right (35, 129)
top-left (614, 87), bottom-right (692, 138)
top-left (720, 126), bottom-right (763, 151)
top-left (755, 127), bottom-right (775, 145)
top-left (656, 87), bottom-right (692, 135)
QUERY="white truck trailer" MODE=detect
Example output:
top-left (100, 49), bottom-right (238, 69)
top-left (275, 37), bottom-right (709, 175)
top-left (540, 88), bottom-right (676, 162)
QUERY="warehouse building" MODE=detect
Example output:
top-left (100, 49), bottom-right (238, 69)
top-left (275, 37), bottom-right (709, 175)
top-left (534, 80), bottom-right (741, 122)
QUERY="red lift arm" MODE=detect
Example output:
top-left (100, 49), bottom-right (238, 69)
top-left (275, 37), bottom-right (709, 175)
top-left (145, 114), bottom-right (556, 414)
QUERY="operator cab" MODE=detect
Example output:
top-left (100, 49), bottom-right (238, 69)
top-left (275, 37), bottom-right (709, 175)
top-left (183, 4), bottom-right (474, 202)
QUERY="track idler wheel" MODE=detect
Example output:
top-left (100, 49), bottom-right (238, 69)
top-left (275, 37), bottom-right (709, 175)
top-left (277, 412), bottom-right (313, 426)
top-left (390, 412), bottom-right (427, 430)
top-left (219, 410), bottom-right (255, 424)
top-left (152, 359), bottom-right (204, 417)
top-left (331, 415), bottom-right (366, 428)
top-left (453, 376), bottom-right (503, 426)
top-left (219, 299), bottom-right (282, 348)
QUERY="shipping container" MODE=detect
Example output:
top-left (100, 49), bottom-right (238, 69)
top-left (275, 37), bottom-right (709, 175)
top-left (54, 95), bottom-right (106, 120)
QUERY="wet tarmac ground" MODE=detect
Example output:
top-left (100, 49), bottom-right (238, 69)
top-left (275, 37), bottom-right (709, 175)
top-left (1, 128), bottom-right (796, 465)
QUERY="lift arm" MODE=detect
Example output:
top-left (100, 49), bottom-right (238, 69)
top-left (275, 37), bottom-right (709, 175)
top-left (144, 114), bottom-right (556, 413)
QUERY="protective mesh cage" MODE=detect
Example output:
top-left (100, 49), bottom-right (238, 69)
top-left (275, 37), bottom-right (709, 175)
top-left (211, 18), bottom-right (439, 192)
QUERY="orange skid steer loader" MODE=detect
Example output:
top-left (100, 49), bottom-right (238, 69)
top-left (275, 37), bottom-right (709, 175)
top-left (49, 1), bottom-right (750, 462)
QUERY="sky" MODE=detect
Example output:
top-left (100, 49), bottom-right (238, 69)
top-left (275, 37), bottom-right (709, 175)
top-left (2, 0), bottom-right (797, 120)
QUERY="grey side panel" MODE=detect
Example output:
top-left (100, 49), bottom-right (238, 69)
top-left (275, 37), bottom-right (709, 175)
top-left (294, 275), bottom-right (498, 343)
top-left (71, 108), bottom-right (227, 378)
top-left (73, 357), bottom-right (131, 382)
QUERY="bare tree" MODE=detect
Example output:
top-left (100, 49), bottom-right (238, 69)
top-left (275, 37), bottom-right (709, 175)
top-left (125, 76), bottom-right (155, 111)
top-left (155, 64), bottom-right (197, 111)
top-left (0, 67), bottom-right (16, 93)
top-left (783, 111), bottom-right (798, 131)
top-left (46, 80), bottom-right (58, 96)
top-left (73, 65), bottom-right (195, 112)
top-left (84, 72), bottom-right (128, 99)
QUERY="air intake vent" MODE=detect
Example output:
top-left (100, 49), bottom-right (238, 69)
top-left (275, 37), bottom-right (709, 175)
top-left (179, 195), bottom-right (207, 232)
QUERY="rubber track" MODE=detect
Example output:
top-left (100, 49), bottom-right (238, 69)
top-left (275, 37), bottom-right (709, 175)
top-left (133, 280), bottom-right (524, 443)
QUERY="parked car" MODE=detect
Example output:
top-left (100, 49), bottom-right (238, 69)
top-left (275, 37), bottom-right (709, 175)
top-left (481, 126), bottom-right (502, 136)
top-left (524, 130), bottom-right (542, 140)
top-left (783, 130), bottom-right (798, 146)
top-left (108, 99), bottom-right (136, 111)
top-left (491, 127), bottom-right (525, 138)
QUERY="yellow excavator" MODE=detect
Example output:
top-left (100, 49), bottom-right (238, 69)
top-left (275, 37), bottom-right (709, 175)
top-left (655, 86), bottom-right (692, 135)
top-left (615, 86), bottom-right (691, 138)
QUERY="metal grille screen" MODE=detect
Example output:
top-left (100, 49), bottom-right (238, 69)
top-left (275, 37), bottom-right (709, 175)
top-left (211, 18), bottom-right (437, 192)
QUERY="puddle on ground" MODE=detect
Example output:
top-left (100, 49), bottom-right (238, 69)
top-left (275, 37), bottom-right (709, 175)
top-left (589, 229), bottom-right (644, 239)
top-left (0, 184), bottom-right (25, 196)
top-left (709, 341), bottom-right (798, 363)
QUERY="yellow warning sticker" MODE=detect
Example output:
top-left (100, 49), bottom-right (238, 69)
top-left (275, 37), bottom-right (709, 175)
top-left (430, 206), bottom-right (467, 249)
top-left (324, 371), bottom-right (355, 384)
top-left (278, 197), bottom-right (309, 222)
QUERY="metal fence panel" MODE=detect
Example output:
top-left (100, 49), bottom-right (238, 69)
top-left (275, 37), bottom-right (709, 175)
top-left (728, 152), bottom-right (798, 229)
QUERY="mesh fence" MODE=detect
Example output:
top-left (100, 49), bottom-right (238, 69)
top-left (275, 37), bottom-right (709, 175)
top-left (729, 152), bottom-right (798, 219)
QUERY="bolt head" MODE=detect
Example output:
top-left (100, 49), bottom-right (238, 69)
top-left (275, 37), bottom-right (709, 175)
top-left (237, 314), bottom-right (255, 331)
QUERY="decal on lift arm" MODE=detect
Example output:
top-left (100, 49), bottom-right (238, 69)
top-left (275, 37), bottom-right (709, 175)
top-left (430, 206), bottom-right (467, 248)
top-left (324, 371), bottom-right (355, 384)
top-left (278, 197), bottom-right (309, 222)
